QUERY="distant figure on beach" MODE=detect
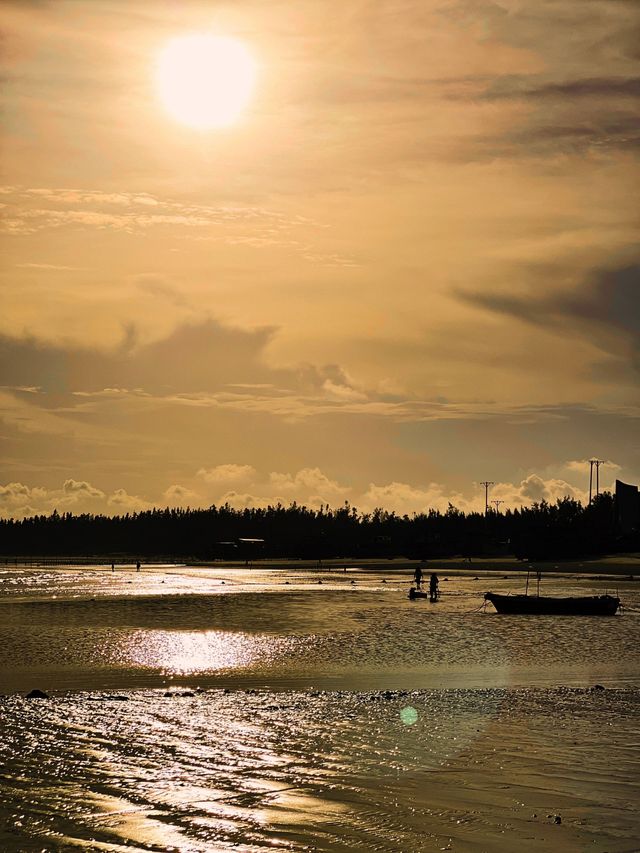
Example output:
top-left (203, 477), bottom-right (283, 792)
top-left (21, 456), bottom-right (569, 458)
top-left (429, 573), bottom-right (439, 602)
top-left (136, 560), bottom-right (140, 572)
top-left (111, 562), bottom-right (114, 572)
top-left (413, 565), bottom-right (423, 589)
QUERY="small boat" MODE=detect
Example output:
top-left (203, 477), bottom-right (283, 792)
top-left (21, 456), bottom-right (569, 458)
top-left (484, 591), bottom-right (620, 616)
top-left (408, 587), bottom-right (439, 601)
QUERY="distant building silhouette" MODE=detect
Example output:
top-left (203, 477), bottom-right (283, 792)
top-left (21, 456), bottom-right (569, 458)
top-left (616, 479), bottom-right (640, 535)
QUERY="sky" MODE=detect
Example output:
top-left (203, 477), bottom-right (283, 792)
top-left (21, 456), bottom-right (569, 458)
top-left (1, 0), bottom-right (639, 520)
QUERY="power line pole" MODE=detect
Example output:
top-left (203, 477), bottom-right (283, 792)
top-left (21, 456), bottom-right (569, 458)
top-left (480, 481), bottom-right (494, 515)
top-left (594, 459), bottom-right (605, 499)
top-left (589, 459), bottom-right (605, 504)
top-left (492, 499), bottom-right (504, 513)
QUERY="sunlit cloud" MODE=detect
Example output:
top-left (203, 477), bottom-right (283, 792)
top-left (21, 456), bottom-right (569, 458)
top-left (197, 464), bottom-right (257, 484)
top-left (0, 455), bottom-right (632, 521)
top-left (1, 0), bottom-right (638, 510)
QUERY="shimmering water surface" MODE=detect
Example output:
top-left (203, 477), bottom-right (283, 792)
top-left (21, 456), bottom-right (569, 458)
top-left (1, 563), bottom-right (639, 851)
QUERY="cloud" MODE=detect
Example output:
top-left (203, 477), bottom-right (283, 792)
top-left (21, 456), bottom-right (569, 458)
top-left (360, 481), bottom-right (472, 515)
top-left (481, 75), bottom-right (640, 101)
top-left (197, 464), bottom-right (257, 484)
top-left (0, 187), bottom-right (344, 263)
top-left (0, 481), bottom-right (47, 513)
top-left (62, 478), bottom-right (105, 499)
top-left (162, 484), bottom-right (202, 506)
top-left (491, 474), bottom-right (584, 507)
top-left (268, 467), bottom-right (350, 501)
top-left (565, 459), bottom-right (622, 474)
top-left (0, 455), bottom-right (632, 522)
top-left (460, 262), bottom-right (640, 378)
top-left (0, 478), bottom-right (105, 518)
top-left (15, 262), bottom-right (85, 271)
top-left (107, 488), bottom-right (151, 513)
top-left (322, 379), bottom-right (368, 402)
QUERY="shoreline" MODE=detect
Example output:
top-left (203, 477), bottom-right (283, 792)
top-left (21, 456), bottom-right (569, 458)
top-left (1, 553), bottom-right (639, 576)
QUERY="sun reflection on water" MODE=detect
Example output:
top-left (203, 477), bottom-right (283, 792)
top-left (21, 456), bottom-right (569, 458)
top-left (120, 630), bottom-right (274, 675)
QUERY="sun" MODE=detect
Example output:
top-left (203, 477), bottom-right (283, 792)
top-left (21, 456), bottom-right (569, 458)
top-left (156, 34), bottom-right (256, 129)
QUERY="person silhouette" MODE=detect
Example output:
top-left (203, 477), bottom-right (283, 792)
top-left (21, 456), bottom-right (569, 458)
top-left (429, 573), bottom-right (439, 602)
top-left (413, 566), bottom-right (423, 589)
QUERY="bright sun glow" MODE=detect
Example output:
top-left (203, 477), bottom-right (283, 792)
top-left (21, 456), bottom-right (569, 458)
top-left (156, 34), bottom-right (256, 129)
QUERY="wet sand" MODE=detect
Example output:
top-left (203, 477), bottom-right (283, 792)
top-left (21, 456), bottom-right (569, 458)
top-left (0, 564), bottom-right (639, 851)
top-left (1, 687), bottom-right (638, 852)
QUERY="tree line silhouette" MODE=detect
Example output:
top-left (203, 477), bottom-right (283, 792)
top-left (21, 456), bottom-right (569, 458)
top-left (1, 492), bottom-right (635, 561)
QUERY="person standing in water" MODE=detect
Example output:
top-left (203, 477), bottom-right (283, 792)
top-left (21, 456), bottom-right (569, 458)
top-left (429, 572), bottom-right (439, 602)
top-left (413, 565), bottom-right (423, 589)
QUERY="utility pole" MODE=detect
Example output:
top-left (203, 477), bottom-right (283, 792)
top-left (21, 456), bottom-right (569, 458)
top-left (589, 459), bottom-right (605, 504)
top-left (594, 459), bottom-right (604, 499)
top-left (480, 481), bottom-right (494, 515)
top-left (492, 499), bottom-right (504, 513)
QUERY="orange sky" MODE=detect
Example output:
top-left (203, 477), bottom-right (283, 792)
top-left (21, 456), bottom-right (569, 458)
top-left (1, 0), bottom-right (639, 518)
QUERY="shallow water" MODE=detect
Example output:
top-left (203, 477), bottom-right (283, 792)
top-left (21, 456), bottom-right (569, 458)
top-left (1, 687), bottom-right (638, 852)
top-left (1, 566), bottom-right (639, 692)
top-left (1, 564), bottom-right (639, 851)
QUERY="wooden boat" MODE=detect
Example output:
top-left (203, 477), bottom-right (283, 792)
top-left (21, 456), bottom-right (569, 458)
top-left (484, 591), bottom-right (620, 616)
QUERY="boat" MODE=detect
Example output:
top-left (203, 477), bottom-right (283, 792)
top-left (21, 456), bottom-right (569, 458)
top-left (484, 591), bottom-right (620, 616)
top-left (408, 587), bottom-right (439, 601)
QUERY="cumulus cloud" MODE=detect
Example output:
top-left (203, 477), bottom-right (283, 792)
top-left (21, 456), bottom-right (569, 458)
top-left (359, 481), bottom-right (473, 515)
top-left (269, 467), bottom-right (351, 501)
top-left (0, 482), bottom-right (47, 514)
top-left (217, 490), bottom-right (276, 510)
top-left (62, 478), bottom-right (104, 498)
top-left (197, 464), bottom-right (257, 484)
top-left (162, 484), bottom-right (202, 507)
top-left (0, 479), bottom-right (105, 518)
top-left (107, 489), bottom-right (151, 513)
top-left (491, 474), bottom-right (584, 508)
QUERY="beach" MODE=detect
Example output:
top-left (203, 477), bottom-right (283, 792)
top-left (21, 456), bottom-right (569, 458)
top-left (1, 563), bottom-right (639, 851)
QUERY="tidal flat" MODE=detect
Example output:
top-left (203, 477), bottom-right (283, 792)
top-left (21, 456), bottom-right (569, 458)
top-left (1, 564), bottom-right (639, 851)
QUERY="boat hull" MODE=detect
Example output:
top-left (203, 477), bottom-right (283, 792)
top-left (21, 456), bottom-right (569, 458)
top-left (484, 592), bottom-right (620, 616)
top-left (408, 587), bottom-right (438, 601)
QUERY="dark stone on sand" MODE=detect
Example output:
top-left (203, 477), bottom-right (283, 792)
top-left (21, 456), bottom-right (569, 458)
top-left (592, 684), bottom-right (605, 691)
top-left (554, 815), bottom-right (562, 824)
top-left (26, 689), bottom-right (49, 699)
top-left (102, 695), bottom-right (129, 701)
